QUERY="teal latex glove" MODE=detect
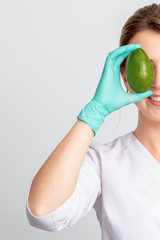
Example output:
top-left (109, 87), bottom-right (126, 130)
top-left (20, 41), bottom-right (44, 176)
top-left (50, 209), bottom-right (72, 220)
top-left (77, 44), bottom-right (153, 137)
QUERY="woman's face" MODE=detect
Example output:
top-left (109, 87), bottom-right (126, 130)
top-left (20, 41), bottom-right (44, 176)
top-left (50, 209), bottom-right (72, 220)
top-left (121, 30), bottom-right (160, 123)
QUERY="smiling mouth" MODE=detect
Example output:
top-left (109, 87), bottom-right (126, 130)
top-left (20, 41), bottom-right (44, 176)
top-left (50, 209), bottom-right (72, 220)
top-left (148, 97), bottom-right (160, 102)
top-left (147, 97), bottom-right (160, 106)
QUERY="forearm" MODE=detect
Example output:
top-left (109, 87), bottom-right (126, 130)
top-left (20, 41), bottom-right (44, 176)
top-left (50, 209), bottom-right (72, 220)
top-left (28, 119), bottom-right (94, 217)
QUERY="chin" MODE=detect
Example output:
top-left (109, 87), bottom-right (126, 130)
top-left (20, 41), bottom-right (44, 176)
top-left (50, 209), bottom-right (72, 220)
top-left (135, 100), bottom-right (160, 124)
top-left (147, 113), bottom-right (160, 123)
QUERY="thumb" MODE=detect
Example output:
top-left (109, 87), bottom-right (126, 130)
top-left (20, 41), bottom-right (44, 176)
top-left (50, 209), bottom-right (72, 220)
top-left (129, 90), bottom-right (153, 104)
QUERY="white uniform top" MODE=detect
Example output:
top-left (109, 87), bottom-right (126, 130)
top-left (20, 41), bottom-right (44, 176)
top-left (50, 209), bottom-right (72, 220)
top-left (26, 131), bottom-right (160, 240)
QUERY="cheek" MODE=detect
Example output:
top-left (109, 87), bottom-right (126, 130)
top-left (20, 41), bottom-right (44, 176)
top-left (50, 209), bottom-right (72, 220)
top-left (134, 97), bottom-right (151, 110)
top-left (128, 87), bottom-right (144, 109)
top-left (134, 100), bottom-right (151, 121)
top-left (128, 86), bottom-right (160, 120)
top-left (134, 99), bottom-right (160, 122)
top-left (134, 100), bottom-right (145, 110)
top-left (134, 98), bottom-right (149, 114)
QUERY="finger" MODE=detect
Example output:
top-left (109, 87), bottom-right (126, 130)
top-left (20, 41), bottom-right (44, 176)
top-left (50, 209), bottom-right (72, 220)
top-left (129, 90), bottom-right (153, 104)
top-left (108, 44), bottom-right (141, 60)
top-left (115, 50), bottom-right (132, 67)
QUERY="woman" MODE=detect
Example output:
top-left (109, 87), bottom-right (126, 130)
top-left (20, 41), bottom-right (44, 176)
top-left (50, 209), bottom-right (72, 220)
top-left (26, 3), bottom-right (160, 239)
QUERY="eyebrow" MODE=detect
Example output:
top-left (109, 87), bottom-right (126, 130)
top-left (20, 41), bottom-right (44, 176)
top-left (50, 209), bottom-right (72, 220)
top-left (150, 59), bottom-right (154, 62)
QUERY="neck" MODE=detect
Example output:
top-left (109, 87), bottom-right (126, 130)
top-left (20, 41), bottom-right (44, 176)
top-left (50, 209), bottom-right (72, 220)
top-left (133, 111), bottom-right (160, 155)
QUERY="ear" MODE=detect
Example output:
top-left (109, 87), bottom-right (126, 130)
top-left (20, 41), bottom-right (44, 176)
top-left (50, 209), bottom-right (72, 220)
top-left (120, 67), bottom-right (129, 90)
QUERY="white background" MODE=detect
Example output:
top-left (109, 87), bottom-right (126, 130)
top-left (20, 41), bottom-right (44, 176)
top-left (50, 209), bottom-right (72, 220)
top-left (1, 0), bottom-right (159, 239)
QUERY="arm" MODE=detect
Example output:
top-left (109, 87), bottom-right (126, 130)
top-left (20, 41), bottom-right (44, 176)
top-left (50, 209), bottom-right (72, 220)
top-left (28, 119), bottom-right (94, 217)
top-left (28, 44), bottom-right (150, 219)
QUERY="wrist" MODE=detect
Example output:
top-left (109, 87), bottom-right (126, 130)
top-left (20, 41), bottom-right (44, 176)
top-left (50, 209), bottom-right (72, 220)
top-left (77, 98), bottom-right (110, 137)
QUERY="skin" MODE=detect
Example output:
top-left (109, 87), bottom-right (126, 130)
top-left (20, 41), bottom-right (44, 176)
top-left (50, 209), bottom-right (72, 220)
top-left (120, 30), bottom-right (160, 163)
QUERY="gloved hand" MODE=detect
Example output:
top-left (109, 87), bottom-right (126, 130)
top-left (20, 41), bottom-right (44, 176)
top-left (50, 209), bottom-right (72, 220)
top-left (77, 44), bottom-right (153, 137)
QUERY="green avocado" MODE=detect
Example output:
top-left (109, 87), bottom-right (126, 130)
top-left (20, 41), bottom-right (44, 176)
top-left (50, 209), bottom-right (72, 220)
top-left (126, 48), bottom-right (154, 93)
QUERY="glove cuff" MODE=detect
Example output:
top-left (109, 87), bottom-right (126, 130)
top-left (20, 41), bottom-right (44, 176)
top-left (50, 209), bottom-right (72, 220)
top-left (77, 98), bottom-right (110, 137)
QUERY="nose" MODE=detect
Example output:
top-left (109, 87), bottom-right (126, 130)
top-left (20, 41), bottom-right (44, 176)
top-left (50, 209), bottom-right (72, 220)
top-left (150, 64), bottom-right (160, 90)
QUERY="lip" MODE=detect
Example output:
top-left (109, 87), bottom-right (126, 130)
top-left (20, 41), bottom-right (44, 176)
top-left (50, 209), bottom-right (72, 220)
top-left (147, 97), bottom-right (160, 107)
top-left (150, 94), bottom-right (160, 97)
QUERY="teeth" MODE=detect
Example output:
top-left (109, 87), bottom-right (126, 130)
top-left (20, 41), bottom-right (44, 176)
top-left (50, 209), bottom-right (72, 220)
top-left (150, 96), bottom-right (160, 102)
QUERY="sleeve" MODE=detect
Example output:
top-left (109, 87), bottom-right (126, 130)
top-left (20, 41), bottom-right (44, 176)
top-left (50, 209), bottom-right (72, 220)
top-left (26, 141), bottom-right (102, 232)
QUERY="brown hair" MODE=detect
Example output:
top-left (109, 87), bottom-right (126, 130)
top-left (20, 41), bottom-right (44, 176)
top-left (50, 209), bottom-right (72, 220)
top-left (119, 3), bottom-right (160, 70)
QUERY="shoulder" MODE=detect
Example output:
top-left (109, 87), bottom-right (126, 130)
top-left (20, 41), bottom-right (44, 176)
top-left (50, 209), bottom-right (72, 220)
top-left (85, 131), bottom-right (133, 171)
top-left (91, 131), bottom-right (132, 154)
top-left (89, 131), bottom-right (133, 168)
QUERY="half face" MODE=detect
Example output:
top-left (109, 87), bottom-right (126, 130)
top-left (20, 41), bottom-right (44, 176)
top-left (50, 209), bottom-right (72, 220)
top-left (120, 30), bottom-right (160, 123)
